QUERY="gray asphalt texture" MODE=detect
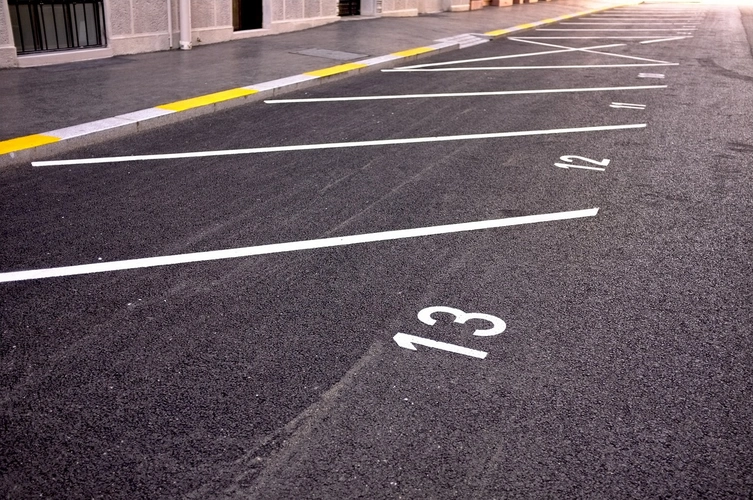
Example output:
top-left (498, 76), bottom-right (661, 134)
top-left (2, 3), bottom-right (753, 499)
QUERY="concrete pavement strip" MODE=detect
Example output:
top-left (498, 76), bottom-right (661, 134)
top-left (0, 2), bottom-right (638, 168)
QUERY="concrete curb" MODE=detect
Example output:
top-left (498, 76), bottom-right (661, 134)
top-left (0, 2), bottom-right (638, 169)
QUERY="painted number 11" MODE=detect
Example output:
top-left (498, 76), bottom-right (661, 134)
top-left (393, 306), bottom-right (506, 360)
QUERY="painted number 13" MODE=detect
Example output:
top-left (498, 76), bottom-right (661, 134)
top-left (393, 306), bottom-right (506, 360)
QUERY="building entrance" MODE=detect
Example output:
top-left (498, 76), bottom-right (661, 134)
top-left (338, 0), bottom-right (360, 16)
top-left (233, 0), bottom-right (263, 31)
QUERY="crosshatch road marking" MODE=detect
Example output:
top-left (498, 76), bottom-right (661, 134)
top-left (0, 209), bottom-right (599, 283)
top-left (388, 41), bottom-right (630, 70)
top-left (386, 36), bottom-right (677, 73)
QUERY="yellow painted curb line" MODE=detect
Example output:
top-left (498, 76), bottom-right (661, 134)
top-left (0, 134), bottom-right (60, 155)
top-left (157, 88), bottom-right (259, 112)
top-left (486, 28), bottom-right (512, 36)
top-left (304, 62), bottom-right (370, 78)
top-left (392, 47), bottom-right (435, 58)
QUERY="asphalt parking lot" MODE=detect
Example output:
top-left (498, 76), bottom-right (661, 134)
top-left (2, 3), bottom-right (753, 498)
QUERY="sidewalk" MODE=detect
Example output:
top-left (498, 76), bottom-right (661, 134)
top-left (0, 0), bottom-right (633, 165)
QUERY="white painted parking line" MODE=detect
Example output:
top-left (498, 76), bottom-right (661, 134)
top-left (588, 15), bottom-right (700, 18)
top-left (384, 63), bottom-right (677, 72)
top-left (638, 73), bottom-right (665, 79)
top-left (639, 36), bottom-right (691, 44)
top-left (516, 37), bottom-right (688, 40)
top-left (0, 208), bottom-right (600, 283)
top-left (536, 28), bottom-right (697, 31)
top-left (609, 8), bottom-right (698, 12)
top-left (264, 85), bottom-right (666, 104)
top-left (588, 13), bottom-right (700, 15)
top-left (585, 19), bottom-right (700, 22)
top-left (561, 22), bottom-right (695, 25)
top-left (610, 102), bottom-right (647, 109)
top-left (31, 124), bottom-right (647, 167)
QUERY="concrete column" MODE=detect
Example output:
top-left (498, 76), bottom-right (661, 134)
top-left (179, 0), bottom-right (192, 49)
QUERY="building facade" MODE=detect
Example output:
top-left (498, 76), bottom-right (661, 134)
top-left (0, 0), bottom-right (477, 69)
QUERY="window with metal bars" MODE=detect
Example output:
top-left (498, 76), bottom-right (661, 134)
top-left (9, 0), bottom-right (107, 55)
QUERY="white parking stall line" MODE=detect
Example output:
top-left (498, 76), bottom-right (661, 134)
top-left (588, 13), bottom-right (700, 15)
top-left (639, 36), bottom-right (692, 44)
top-left (384, 63), bottom-right (677, 72)
top-left (581, 16), bottom-right (701, 23)
top-left (610, 102), bottom-right (647, 109)
top-left (32, 124), bottom-right (647, 167)
top-left (514, 37), bottom-right (689, 40)
top-left (536, 28), bottom-right (697, 31)
top-left (561, 22), bottom-right (696, 25)
top-left (0, 208), bottom-right (600, 283)
top-left (586, 14), bottom-right (701, 17)
top-left (609, 9), bottom-right (699, 12)
top-left (264, 85), bottom-right (666, 104)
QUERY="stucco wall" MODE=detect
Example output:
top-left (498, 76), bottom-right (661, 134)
top-left (0, 0), bottom-right (11, 45)
top-left (0, 0), bottom-right (468, 68)
top-left (0, 0), bottom-right (17, 67)
top-left (109, 0), bottom-right (235, 55)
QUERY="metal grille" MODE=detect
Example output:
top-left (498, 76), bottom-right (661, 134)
top-left (338, 0), bottom-right (360, 16)
top-left (9, 0), bottom-right (107, 55)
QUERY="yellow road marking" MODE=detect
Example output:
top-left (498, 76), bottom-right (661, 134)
top-left (157, 88), bottom-right (259, 112)
top-left (0, 134), bottom-right (60, 155)
top-left (485, 28), bottom-right (511, 36)
top-left (392, 47), bottom-right (435, 58)
top-left (304, 62), bottom-right (369, 78)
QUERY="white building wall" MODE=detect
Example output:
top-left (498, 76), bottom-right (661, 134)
top-left (0, 0), bottom-right (473, 68)
top-left (258, 0), bottom-right (337, 36)
top-left (0, 0), bottom-right (17, 67)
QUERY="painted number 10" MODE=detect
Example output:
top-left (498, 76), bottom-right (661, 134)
top-left (393, 306), bottom-right (506, 360)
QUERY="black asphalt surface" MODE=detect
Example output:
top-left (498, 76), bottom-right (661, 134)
top-left (2, 3), bottom-right (753, 498)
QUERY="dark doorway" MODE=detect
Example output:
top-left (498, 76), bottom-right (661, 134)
top-left (338, 0), bottom-right (360, 16)
top-left (233, 0), bottom-right (263, 31)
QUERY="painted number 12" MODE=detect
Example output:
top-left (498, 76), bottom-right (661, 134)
top-left (555, 155), bottom-right (610, 172)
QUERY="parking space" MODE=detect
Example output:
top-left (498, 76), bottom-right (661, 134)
top-left (3, 3), bottom-right (753, 498)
